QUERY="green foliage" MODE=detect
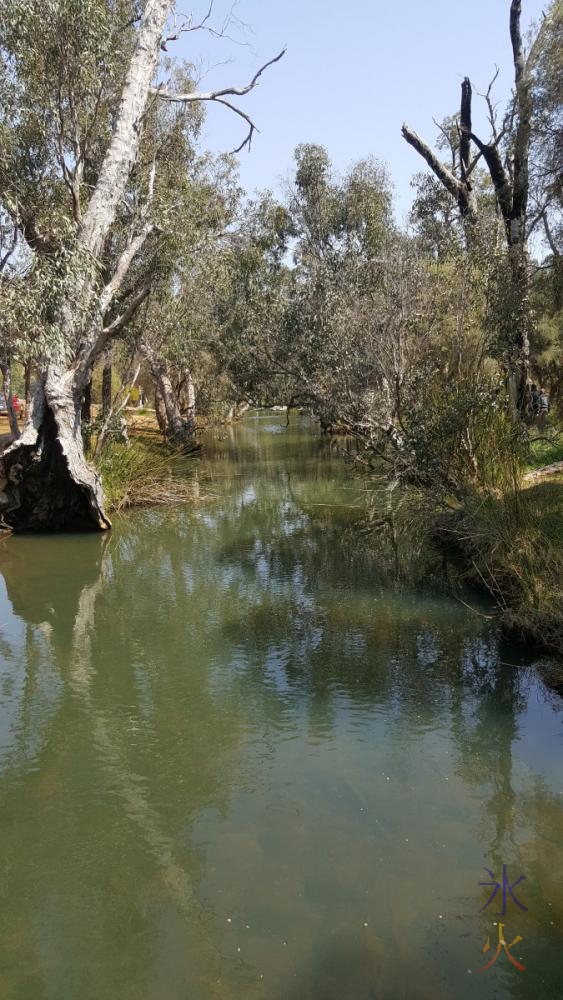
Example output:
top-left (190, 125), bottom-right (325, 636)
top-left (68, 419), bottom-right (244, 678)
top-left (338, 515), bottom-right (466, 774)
top-left (214, 145), bottom-right (396, 421)
top-left (449, 482), bottom-right (563, 655)
top-left (526, 432), bottom-right (563, 470)
top-left (531, 0), bottom-right (562, 255)
top-left (0, 0), bottom-right (136, 236)
top-left (97, 437), bottom-right (201, 512)
top-left (402, 368), bottom-right (524, 497)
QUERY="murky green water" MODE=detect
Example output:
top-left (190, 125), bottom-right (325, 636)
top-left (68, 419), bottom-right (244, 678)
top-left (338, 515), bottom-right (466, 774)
top-left (0, 412), bottom-right (562, 1000)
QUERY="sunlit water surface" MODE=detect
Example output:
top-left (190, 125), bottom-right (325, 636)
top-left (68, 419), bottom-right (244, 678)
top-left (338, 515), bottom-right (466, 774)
top-left (0, 412), bottom-right (562, 1000)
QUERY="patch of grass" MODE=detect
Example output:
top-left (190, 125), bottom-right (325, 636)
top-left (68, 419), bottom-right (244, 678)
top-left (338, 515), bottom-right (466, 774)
top-left (442, 481), bottom-right (563, 655)
top-left (526, 430), bottom-right (563, 471)
top-left (96, 437), bottom-right (206, 512)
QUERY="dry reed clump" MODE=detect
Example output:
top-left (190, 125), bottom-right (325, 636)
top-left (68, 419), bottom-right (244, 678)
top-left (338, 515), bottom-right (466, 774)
top-left (97, 438), bottom-right (209, 512)
top-left (441, 483), bottom-right (563, 655)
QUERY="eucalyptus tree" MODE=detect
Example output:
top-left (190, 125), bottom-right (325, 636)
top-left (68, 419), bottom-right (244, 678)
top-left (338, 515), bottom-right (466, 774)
top-left (217, 145), bottom-right (407, 437)
top-left (402, 0), bottom-right (559, 413)
top-left (282, 145), bottom-right (397, 429)
top-left (214, 192), bottom-right (296, 408)
top-left (109, 76), bottom-right (240, 445)
top-left (140, 241), bottom-right (233, 443)
top-left (0, 0), bottom-right (283, 530)
top-left (529, 0), bottom-right (562, 261)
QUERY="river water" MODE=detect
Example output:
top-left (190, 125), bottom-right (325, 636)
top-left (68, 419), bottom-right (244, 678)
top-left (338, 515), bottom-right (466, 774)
top-left (0, 411), bottom-right (561, 1000)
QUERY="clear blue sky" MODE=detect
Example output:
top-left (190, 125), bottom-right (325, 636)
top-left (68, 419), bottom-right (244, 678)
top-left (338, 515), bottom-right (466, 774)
top-left (174, 0), bottom-right (546, 223)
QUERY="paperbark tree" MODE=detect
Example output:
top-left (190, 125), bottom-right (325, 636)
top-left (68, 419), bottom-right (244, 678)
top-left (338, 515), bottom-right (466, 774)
top-left (401, 0), bottom-right (556, 412)
top-left (1, 0), bottom-right (171, 530)
top-left (0, 1), bottom-right (284, 531)
top-left (143, 345), bottom-right (194, 446)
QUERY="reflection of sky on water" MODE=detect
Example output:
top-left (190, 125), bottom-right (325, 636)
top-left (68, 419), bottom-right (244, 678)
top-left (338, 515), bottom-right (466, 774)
top-left (0, 412), bottom-right (561, 1000)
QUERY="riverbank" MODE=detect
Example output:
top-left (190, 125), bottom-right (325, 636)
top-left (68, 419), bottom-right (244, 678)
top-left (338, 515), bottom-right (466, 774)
top-left (96, 436), bottom-right (203, 512)
top-left (428, 432), bottom-right (563, 658)
top-left (434, 475), bottom-right (563, 658)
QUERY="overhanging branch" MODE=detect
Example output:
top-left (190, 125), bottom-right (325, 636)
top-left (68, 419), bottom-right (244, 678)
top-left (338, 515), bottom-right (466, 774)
top-left (401, 124), bottom-right (462, 200)
top-left (154, 48), bottom-right (286, 153)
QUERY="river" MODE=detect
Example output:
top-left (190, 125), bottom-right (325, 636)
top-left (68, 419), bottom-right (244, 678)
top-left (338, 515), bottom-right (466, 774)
top-left (0, 411), bottom-right (561, 999)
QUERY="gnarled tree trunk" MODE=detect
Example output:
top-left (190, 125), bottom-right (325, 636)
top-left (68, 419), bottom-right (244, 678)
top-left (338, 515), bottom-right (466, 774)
top-left (0, 0), bottom-right (173, 532)
top-left (1, 371), bottom-right (110, 531)
top-left (142, 343), bottom-right (196, 447)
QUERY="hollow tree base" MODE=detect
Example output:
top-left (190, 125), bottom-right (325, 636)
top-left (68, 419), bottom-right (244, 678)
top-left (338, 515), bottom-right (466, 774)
top-left (0, 405), bottom-right (110, 533)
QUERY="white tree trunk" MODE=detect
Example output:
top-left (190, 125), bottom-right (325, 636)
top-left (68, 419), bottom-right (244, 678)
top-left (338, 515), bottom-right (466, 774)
top-left (151, 367), bottom-right (195, 445)
top-left (182, 370), bottom-right (196, 436)
top-left (1, 0), bottom-right (173, 531)
top-left (142, 344), bottom-right (196, 446)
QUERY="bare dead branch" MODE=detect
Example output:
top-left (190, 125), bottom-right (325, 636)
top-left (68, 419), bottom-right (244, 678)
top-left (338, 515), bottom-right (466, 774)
top-left (156, 46), bottom-right (285, 101)
top-left (401, 124), bottom-right (461, 200)
top-left (160, 2), bottom-right (249, 49)
top-left (476, 65), bottom-right (501, 140)
top-left (154, 47), bottom-right (285, 152)
top-left (466, 125), bottom-right (507, 177)
top-left (459, 77), bottom-right (472, 181)
top-left (213, 96), bottom-right (258, 152)
top-left (510, 0), bottom-right (526, 86)
top-left (160, 2), bottom-right (214, 49)
top-left (469, 132), bottom-right (513, 220)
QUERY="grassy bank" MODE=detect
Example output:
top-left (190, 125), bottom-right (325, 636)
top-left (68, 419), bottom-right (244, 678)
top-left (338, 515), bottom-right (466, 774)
top-left (525, 431), bottom-right (563, 471)
top-left (97, 438), bottom-right (204, 513)
top-left (436, 470), bottom-right (563, 656)
top-left (369, 423), bottom-right (563, 657)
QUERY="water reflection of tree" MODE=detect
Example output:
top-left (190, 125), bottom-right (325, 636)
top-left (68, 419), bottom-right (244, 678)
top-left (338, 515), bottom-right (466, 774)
top-left (0, 526), bottom-right (253, 999)
top-left (0, 413), bottom-right (561, 999)
top-left (198, 431), bottom-right (563, 1000)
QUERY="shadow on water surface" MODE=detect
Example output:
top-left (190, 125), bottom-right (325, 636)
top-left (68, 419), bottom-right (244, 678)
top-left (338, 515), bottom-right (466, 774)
top-left (0, 412), bottom-right (561, 1000)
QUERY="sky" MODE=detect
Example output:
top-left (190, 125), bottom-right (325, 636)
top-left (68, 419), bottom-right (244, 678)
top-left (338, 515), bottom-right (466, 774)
top-left (174, 0), bottom-right (547, 224)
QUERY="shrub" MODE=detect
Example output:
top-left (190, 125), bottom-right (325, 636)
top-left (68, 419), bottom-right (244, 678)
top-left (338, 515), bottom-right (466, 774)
top-left (97, 438), bottom-right (205, 512)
